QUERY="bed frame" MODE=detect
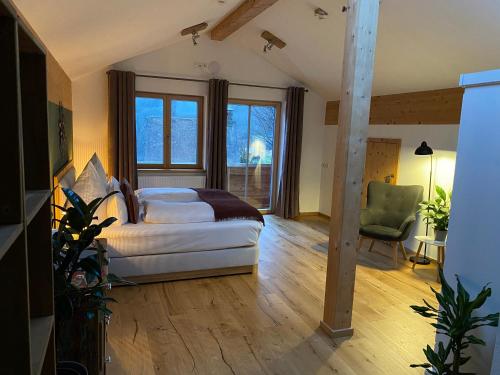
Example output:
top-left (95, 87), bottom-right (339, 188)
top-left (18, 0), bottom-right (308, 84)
top-left (53, 162), bottom-right (258, 284)
top-left (123, 265), bottom-right (257, 284)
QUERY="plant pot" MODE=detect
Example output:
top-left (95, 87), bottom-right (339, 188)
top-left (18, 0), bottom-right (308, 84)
top-left (434, 229), bottom-right (448, 242)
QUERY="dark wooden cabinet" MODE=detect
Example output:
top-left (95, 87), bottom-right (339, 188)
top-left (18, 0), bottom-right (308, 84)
top-left (0, 1), bottom-right (55, 374)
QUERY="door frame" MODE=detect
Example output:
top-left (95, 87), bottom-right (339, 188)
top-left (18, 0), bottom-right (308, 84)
top-left (227, 98), bottom-right (282, 213)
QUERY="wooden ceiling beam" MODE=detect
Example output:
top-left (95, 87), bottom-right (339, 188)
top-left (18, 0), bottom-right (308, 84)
top-left (211, 0), bottom-right (279, 41)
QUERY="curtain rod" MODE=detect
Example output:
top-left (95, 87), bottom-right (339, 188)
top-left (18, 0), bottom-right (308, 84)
top-left (134, 73), bottom-right (309, 92)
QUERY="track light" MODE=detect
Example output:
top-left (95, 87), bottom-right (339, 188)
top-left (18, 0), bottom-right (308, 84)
top-left (263, 41), bottom-right (274, 53)
top-left (260, 31), bottom-right (286, 54)
top-left (180, 22), bottom-right (208, 46)
top-left (314, 7), bottom-right (328, 20)
top-left (192, 32), bottom-right (200, 46)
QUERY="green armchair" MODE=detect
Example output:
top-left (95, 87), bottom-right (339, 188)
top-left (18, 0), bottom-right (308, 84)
top-left (358, 181), bottom-right (423, 267)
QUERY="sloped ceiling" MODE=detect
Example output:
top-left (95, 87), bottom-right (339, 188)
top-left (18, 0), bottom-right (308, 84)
top-left (235, 0), bottom-right (500, 98)
top-left (13, 0), bottom-right (241, 78)
top-left (14, 0), bottom-right (500, 99)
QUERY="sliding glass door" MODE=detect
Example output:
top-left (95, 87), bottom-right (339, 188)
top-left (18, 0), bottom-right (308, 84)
top-left (227, 100), bottom-right (280, 211)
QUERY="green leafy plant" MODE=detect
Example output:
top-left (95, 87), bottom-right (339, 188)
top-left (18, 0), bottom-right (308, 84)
top-left (52, 187), bottom-right (132, 358)
top-left (419, 185), bottom-right (451, 231)
top-left (410, 268), bottom-right (499, 374)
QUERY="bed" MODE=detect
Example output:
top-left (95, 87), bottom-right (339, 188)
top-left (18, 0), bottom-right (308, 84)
top-left (54, 161), bottom-right (263, 284)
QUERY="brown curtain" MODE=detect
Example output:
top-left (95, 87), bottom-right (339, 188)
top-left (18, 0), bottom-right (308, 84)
top-left (276, 87), bottom-right (305, 219)
top-left (108, 70), bottom-right (138, 189)
top-left (206, 79), bottom-right (229, 190)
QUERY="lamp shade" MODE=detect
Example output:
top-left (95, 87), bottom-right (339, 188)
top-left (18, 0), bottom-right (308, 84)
top-left (415, 141), bottom-right (433, 155)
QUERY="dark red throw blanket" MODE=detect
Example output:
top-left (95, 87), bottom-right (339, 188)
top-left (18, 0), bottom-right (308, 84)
top-left (192, 188), bottom-right (265, 225)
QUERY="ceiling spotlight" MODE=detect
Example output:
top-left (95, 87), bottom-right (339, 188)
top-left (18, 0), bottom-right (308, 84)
top-left (192, 32), bottom-right (200, 46)
top-left (261, 31), bottom-right (286, 54)
top-left (314, 7), bottom-right (328, 20)
top-left (181, 22), bottom-right (208, 46)
top-left (263, 41), bottom-right (274, 53)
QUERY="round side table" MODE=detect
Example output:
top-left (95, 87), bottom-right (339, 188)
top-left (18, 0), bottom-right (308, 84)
top-left (412, 235), bottom-right (446, 282)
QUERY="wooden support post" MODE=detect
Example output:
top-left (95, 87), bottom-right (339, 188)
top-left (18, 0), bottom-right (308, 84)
top-left (321, 0), bottom-right (380, 338)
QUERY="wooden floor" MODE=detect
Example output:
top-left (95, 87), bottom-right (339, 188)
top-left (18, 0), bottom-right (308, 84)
top-left (107, 215), bottom-right (439, 375)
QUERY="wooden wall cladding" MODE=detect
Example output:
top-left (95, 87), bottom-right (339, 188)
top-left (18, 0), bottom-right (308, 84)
top-left (46, 53), bottom-right (73, 176)
top-left (47, 53), bottom-right (72, 110)
top-left (324, 87), bottom-right (464, 125)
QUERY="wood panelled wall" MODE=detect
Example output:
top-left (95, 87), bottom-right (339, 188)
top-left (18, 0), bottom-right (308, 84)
top-left (47, 53), bottom-right (72, 110)
top-left (46, 53), bottom-right (73, 176)
top-left (325, 87), bottom-right (464, 125)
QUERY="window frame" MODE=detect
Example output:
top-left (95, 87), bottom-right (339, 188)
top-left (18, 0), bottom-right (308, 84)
top-left (227, 98), bottom-right (282, 213)
top-left (136, 92), bottom-right (204, 170)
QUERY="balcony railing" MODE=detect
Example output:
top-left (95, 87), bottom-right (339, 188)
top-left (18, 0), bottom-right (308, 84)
top-left (227, 164), bottom-right (272, 209)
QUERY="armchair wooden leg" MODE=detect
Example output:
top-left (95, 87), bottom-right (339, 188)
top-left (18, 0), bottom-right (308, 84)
top-left (368, 239), bottom-right (375, 252)
top-left (392, 242), bottom-right (399, 268)
top-left (398, 242), bottom-right (408, 260)
top-left (412, 242), bottom-right (424, 270)
top-left (357, 236), bottom-right (365, 252)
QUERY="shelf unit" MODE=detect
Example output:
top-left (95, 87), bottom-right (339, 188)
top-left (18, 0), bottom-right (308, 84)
top-left (0, 0), bottom-right (55, 373)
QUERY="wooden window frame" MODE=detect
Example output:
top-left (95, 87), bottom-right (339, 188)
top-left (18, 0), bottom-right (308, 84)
top-left (136, 92), bottom-right (204, 170)
top-left (227, 98), bottom-right (282, 213)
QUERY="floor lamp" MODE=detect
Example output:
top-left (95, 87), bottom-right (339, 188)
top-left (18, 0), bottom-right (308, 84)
top-left (410, 141), bottom-right (433, 265)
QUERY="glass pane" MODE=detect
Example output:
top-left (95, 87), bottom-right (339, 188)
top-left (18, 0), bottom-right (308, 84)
top-left (227, 104), bottom-right (249, 201)
top-left (171, 100), bottom-right (198, 165)
top-left (136, 97), bottom-right (164, 165)
top-left (248, 105), bottom-right (276, 209)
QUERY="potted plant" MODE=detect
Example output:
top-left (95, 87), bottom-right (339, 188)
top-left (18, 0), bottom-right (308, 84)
top-left (419, 185), bottom-right (451, 241)
top-left (52, 187), bottom-right (132, 372)
top-left (410, 268), bottom-right (499, 374)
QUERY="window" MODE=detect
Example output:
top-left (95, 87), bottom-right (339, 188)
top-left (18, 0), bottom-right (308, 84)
top-left (227, 99), bottom-right (281, 211)
top-left (136, 93), bottom-right (203, 169)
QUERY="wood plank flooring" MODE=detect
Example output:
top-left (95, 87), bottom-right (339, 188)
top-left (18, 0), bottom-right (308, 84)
top-left (107, 215), bottom-right (438, 375)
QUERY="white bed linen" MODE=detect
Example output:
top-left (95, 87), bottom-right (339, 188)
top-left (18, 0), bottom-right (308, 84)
top-left (143, 200), bottom-right (214, 224)
top-left (101, 219), bottom-right (263, 258)
top-left (136, 187), bottom-right (200, 202)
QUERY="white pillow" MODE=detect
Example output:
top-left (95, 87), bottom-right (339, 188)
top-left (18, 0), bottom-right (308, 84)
top-left (70, 161), bottom-right (109, 223)
top-left (59, 166), bottom-right (76, 190)
top-left (106, 177), bottom-right (128, 225)
top-left (90, 153), bottom-right (107, 183)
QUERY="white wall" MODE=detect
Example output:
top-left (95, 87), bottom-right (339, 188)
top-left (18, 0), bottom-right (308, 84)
top-left (319, 124), bottom-right (459, 259)
top-left (300, 90), bottom-right (325, 212)
top-left (444, 75), bottom-right (500, 375)
top-left (72, 36), bottom-right (325, 212)
top-left (72, 68), bottom-right (109, 175)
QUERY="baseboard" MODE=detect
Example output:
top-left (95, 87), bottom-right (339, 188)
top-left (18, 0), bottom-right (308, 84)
top-left (320, 320), bottom-right (354, 338)
top-left (297, 212), bottom-right (332, 219)
top-left (299, 211), bottom-right (321, 216)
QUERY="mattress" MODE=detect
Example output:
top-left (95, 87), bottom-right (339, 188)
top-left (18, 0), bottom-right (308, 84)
top-left (101, 219), bottom-right (263, 258)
